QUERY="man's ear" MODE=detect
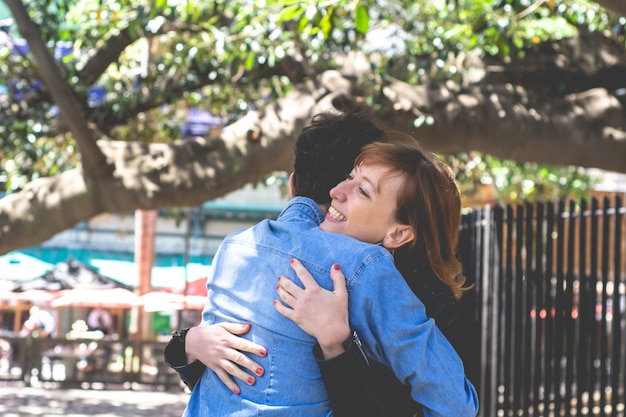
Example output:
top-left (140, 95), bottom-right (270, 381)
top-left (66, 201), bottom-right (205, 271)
top-left (288, 172), bottom-right (296, 198)
top-left (382, 224), bottom-right (415, 250)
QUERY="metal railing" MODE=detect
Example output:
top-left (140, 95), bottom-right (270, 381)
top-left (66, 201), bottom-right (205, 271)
top-left (0, 336), bottom-right (183, 390)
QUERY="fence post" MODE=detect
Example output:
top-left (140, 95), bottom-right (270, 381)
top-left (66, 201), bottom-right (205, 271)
top-left (478, 205), bottom-right (499, 417)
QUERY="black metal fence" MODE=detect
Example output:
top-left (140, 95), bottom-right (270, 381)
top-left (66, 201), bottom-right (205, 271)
top-left (458, 195), bottom-right (626, 417)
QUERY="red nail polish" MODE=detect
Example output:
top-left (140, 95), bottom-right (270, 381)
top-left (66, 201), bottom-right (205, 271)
top-left (259, 349), bottom-right (266, 357)
top-left (256, 367), bottom-right (264, 375)
top-left (276, 285), bottom-right (280, 290)
top-left (290, 258), bottom-right (295, 264)
top-left (234, 387), bottom-right (240, 395)
top-left (333, 264), bottom-right (340, 270)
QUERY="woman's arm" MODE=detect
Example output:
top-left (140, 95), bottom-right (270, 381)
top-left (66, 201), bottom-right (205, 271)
top-left (275, 259), bottom-right (419, 417)
top-left (164, 322), bottom-right (267, 393)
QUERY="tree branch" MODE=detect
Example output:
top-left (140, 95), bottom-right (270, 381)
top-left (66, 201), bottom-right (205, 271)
top-left (5, 0), bottom-right (113, 179)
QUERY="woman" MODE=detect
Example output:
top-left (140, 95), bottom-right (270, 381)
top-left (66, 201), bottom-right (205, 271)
top-left (169, 140), bottom-right (477, 416)
top-left (274, 142), bottom-right (469, 417)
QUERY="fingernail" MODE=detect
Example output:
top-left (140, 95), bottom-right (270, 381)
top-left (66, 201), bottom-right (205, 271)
top-left (259, 349), bottom-right (266, 357)
top-left (332, 264), bottom-right (340, 270)
top-left (256, 367), bottom-right (264, 375)
top-left (234, 387), bottom-right (240, 395)
top-left (276, 285), bottom-right (280, 290)
top-left (247, 376), bottom-right (254, 384)
top-left (290, 258), bottom-right (295, 264)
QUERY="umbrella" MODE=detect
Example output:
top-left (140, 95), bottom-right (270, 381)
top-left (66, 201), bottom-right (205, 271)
top-left (136, 291), bottom-right (206, 312)
top-left (166, 277), bottom-right (208, 296)
top-left (0, 289), bottom-right (61, 304)
top-left (51, 287), bottom-right (138, 309)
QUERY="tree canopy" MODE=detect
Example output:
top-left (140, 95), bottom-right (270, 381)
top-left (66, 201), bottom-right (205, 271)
top-left (0, 0), bottom-right (625, 255)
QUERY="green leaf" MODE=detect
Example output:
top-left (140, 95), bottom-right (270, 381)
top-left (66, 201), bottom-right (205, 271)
top-left (320, 9), bottom-right (332, 39)
top-left (355, 5), bottom-right (369, 34)
top-left (245, 51), bottom-right (256, 71)
top-left (278, 4), bottom-right (303, 23)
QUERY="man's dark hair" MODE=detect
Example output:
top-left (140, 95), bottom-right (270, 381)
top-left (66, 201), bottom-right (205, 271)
top-left (292, 111), bottom-right (387, 205)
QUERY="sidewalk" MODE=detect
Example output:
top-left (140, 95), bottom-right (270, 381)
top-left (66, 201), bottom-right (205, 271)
top-left (0, 382), bottom-right (190, 417)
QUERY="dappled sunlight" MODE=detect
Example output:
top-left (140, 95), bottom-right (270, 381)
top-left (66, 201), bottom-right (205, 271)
top-left (0, 386), bottom-right (189, 417)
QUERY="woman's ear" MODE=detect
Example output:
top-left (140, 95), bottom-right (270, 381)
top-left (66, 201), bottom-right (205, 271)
top-left (383, 224), bottom-right (415, 250)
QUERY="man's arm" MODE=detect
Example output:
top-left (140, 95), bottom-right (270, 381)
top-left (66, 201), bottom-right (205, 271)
top-left (164, 328), bottom-right (207, 390)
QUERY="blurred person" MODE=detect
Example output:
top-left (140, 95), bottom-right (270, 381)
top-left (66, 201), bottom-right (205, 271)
top-left (19, 306), bottom-right (55, 338)
top-left (87, 307), bottom-right (113, 335)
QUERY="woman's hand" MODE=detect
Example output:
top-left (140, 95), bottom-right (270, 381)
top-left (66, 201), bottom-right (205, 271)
top-left (274, 259), bottom-right (351, 359)
top-left (186, 323), bottom-right (266, 394)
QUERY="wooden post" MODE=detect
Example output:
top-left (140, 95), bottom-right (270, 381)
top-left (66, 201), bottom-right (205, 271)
top-left (134, 210), bottom-right (157, 341)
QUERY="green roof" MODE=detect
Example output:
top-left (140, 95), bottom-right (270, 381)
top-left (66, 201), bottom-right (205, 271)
top-left (13, 247), bottom-right (213, 289)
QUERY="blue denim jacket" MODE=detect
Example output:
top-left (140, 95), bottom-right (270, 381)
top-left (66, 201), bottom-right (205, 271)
top-left (183, 197), bottom-right (478, 417)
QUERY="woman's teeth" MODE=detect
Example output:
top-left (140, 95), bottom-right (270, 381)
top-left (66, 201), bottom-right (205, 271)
top-left (328, 206), bottom-right (346, 221)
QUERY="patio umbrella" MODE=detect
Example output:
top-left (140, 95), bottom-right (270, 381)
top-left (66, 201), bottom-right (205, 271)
top-left (164, 277), bottom-right (208, 296)
top-left (0, 289), bottom-right (61, 304)
top-left (51, 287), bottom-right (138, 309)
top-left (136, 291), bottom-right (206, 312)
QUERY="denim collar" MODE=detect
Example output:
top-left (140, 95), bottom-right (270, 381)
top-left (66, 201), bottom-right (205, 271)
top-left (278, 196), bottom-right (325, 225)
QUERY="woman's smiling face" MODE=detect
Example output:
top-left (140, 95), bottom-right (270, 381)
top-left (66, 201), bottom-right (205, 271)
top-left (320, 163), bottom-right (410, 247)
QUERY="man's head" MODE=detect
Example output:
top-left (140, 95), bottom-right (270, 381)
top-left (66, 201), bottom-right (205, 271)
top-left (291, 111), bottom-right (387, 205)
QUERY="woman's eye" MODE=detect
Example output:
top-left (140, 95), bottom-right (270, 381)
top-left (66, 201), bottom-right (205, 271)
top-left (345, 173), bottom-right (354, 181)
top-left (358, 187), bottom-right (370, 198)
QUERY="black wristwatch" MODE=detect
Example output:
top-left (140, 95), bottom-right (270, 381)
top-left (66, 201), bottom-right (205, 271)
top-left (171, 328), bottom-right (190, 344)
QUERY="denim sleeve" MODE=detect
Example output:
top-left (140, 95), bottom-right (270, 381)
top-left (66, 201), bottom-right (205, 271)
top-left (315, 267), bottom-right (461, 417)
top-left (350, 264), bottom-right (479, 417)
top-left (163, 336), bottom-right (206, 391)
top-left (315, 341), bottom-right (421, 417)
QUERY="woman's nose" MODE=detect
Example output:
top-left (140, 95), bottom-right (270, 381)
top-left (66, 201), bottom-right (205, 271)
top-left (329, 181), bottom-right (345, 200)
